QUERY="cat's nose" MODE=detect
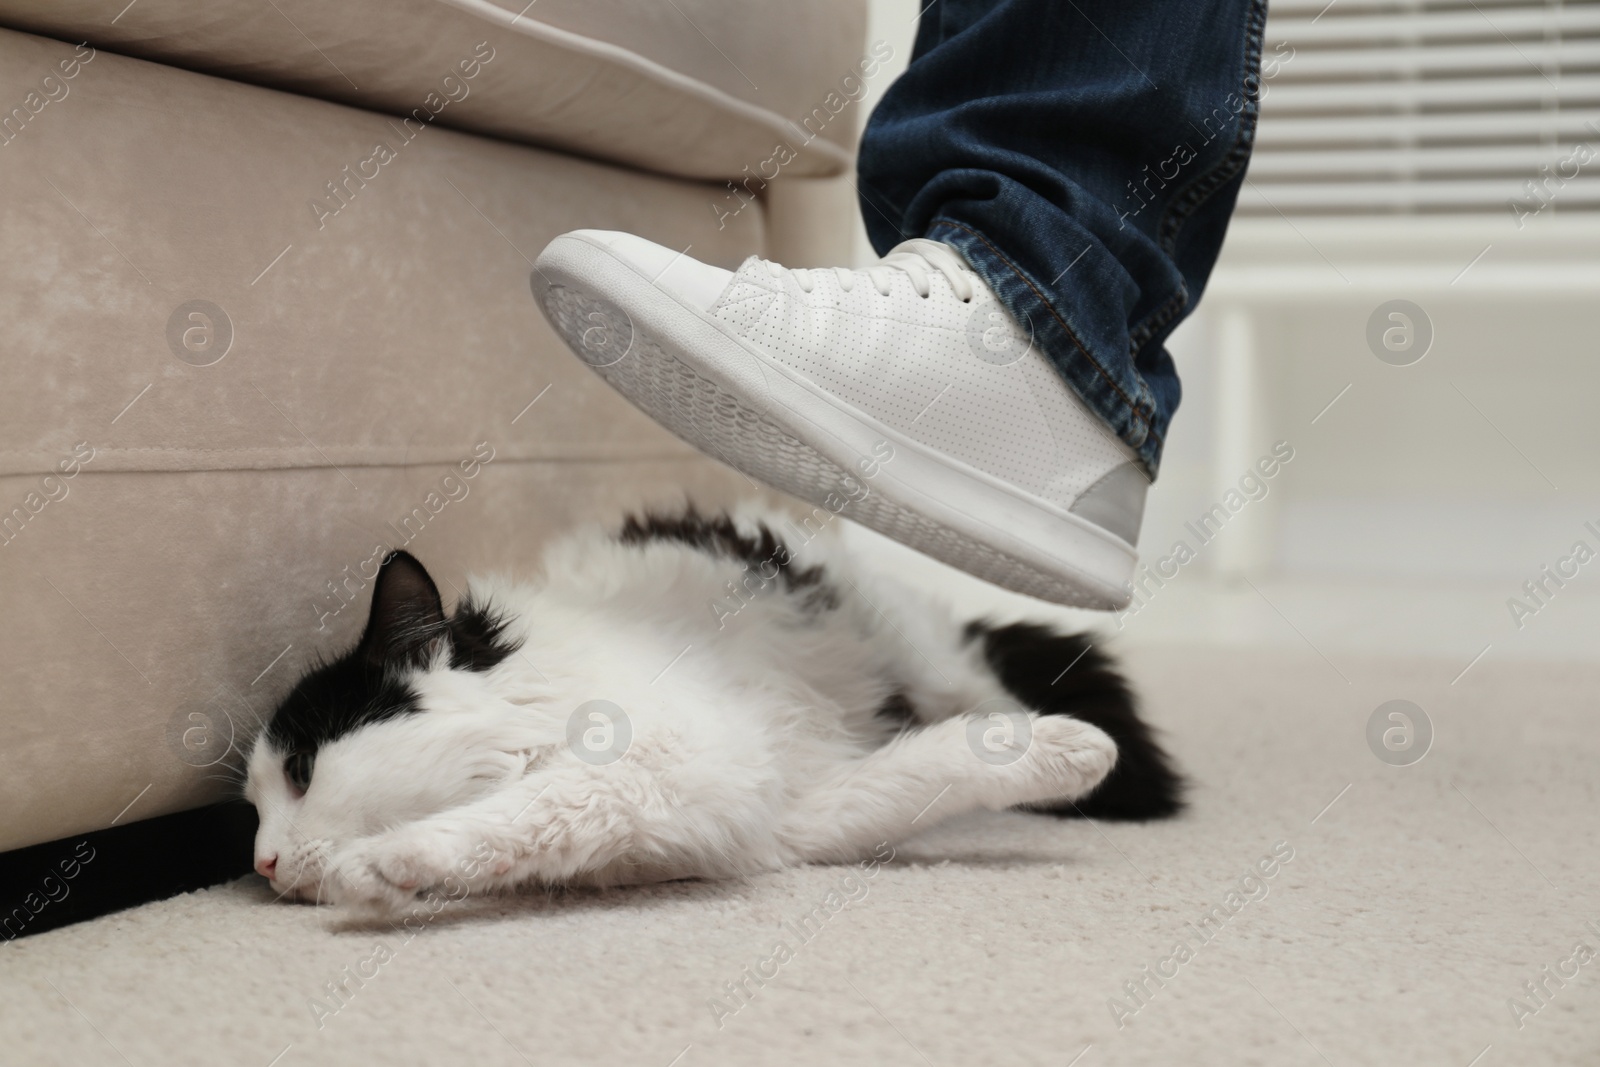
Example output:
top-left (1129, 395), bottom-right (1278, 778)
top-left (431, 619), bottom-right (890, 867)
top-left (255, 854), bottom-right (278, 880)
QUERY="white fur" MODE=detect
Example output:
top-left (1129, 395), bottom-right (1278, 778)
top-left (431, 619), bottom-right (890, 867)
top-left (245, 507), bottom-right (1117, 915)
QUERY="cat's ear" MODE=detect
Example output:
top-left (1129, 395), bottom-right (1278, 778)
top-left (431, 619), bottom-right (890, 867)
top-left (359, 551), bottom-right (447, 670)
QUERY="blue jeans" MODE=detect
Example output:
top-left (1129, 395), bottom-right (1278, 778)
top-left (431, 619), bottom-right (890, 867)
top-left (858, 0), bottom-right (1268, 476)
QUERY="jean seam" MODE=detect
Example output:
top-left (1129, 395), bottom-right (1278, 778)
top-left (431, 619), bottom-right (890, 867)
top-left (1128, 281), bottom-right (1189, 355)
top-left (1125, 0), bottom-right (1267, 354)
top-left (929, 217), bottom-right (1163, 450)
top-left (1154, 0), bottom-right (1267, 257)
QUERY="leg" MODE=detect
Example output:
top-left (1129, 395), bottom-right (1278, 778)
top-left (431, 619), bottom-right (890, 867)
top-left (860, 0), bottom-right (1269, 476)
top-left (328, 759), bottom-right (664, 914)
top-left (861, 569), bottom-right (1187, 822)
top-left (779, 712), bottom-right (1116, 865)
top-left (532, 0), bottom-right (1266, 605)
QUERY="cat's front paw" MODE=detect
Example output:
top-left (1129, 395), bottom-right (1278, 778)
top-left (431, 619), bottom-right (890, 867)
top-left (325, 846), bottom-right (414, 916)
top-left (329, 827), bottom-right (463, 916)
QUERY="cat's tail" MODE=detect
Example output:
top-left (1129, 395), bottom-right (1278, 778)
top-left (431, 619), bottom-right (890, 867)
top-left (965, 621), bottom-right (1184, 821)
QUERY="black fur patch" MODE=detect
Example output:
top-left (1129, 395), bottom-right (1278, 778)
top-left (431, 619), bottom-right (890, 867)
top-left (264, 552), bottom-right (521, 759)
top-left (264, 652), bottom-right (424, 757)
top-left (618, 505), bottom-right (838, 609)
top-left (875, 691), bottom-right (917, 725)
top-left (966, 620), bottom-right (1184, 821)
top-left (447, 594), bottom-right (521, 673)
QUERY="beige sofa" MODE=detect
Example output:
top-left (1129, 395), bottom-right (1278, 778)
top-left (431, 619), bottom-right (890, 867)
top-left (0, 0), bottom-right (869, 854)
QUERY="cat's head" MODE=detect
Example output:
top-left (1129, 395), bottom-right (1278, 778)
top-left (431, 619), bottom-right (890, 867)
top-left (245, 551), bottom-right (523, 902)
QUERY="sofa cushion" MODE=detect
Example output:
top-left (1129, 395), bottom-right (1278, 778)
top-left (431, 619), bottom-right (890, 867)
top-left (0, 30), bottom-right (768, 479)
top-left (0, 0), bottom-right (875, 181)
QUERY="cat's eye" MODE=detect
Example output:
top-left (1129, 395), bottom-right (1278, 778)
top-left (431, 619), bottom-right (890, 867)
top-left (284, 750), bottom-right (315, 795)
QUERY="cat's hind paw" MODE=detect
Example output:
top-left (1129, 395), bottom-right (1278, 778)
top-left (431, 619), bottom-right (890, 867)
top-left (977, 713), bottom-right (1118, 811)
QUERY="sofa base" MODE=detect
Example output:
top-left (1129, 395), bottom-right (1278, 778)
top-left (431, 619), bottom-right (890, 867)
top-left (0, 802), bottom-right (257, 941)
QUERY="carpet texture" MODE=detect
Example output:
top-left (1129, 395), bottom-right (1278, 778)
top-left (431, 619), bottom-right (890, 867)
top-left (4, 645), bottom-right (1597, 1066)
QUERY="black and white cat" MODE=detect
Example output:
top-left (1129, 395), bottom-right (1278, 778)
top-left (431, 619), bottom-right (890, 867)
top-left (245, 504), bottom-right (1181, 915)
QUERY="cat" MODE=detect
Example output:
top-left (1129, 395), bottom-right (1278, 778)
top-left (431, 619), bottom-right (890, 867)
top-left (244, 504), bottom-right (1182, 915)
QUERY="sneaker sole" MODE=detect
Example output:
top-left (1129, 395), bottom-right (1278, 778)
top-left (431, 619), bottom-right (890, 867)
top-left (532, 236), bottom-right (1135, 609)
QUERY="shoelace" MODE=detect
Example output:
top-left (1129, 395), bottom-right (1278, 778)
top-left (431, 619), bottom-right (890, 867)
top-left (764, 238), bottom-right (978, 302)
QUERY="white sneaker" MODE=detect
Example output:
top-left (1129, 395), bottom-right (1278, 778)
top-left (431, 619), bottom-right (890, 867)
top-left (532, 230), bottom-right (1146, 608)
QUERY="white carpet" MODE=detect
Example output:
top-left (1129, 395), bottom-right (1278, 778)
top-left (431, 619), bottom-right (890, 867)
top-left (4, 644), bottom-right (1598, 1067)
